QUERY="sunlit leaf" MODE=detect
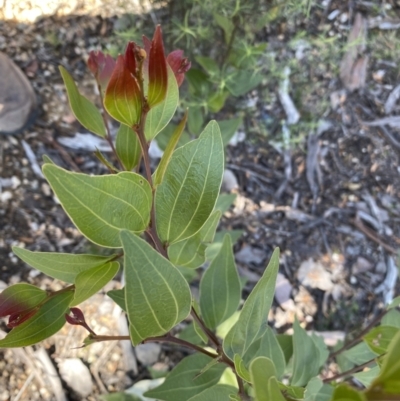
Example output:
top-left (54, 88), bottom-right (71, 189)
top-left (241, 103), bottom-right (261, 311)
top-left (155, 120), bottom-right (224, 244)
top-left (364, 326), bottom-right (400, 355)
top-left (187, 385), bottom-right (237, 401)
top-left (43, 165), bottom-right (152, 248)
top-left (12, 248), bottom-right (117, 283)
top-left (120, 231), bottom-right (191, 345)
top-left (59, 66), bottom-right (106, 137)
top-left (234, 354), bottom-right (251, 382)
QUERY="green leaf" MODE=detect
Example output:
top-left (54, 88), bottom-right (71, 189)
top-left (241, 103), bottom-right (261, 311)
top-left (101, 393), bottom-right (141, 401)
top-left (226, 70), bottom-right (263, 97)
top-left (71, 261), bottom-right (119, 306)
top-left (178, 322), bottom-right (205, 346)
top-left (243, 326), bottom-right (286, 379)
top-left (188, 106), bottom-right (204, 135)
top-left (94, 150), bottom-right (119, 173)
top-left (187, 385), bottom-right (237, 401)
top-left (206, 230), bottom-right (243, 261)
top-left (311, 332), bottom-right (329, 368)
top-left (155, 123), bottom-right (191, 152)
top-left (42, 154), bottom-right (55, 164)
top-left (155, 120), bottom-right (224, 244)
top-left (381, 309), bottom-right (400, 328)
top-left (199, 235), bottom-right (241, 330)
top-left (153, 111), bottom-right (188, 187)
top-left (249, 357), bottom-right (285, 401)
top-left (338, 342), bottom-right (378, 372)
top-left (43, 165), bottom-right (152, 248)
top-left (195, 56), bottom-right (220, 77)
top-left (215, 194), bottom-right (237, 214)
top-left (168, 210), bottom-right (221, 269)
top-left (12, 247), bottom-right (117, 283)
top-left (223, 248), bottom-right (279, 360)
top-left (388, 296), bottom-right (400, 309)
top-left (145, 65), bottom-right (179, 141)
top-left (276, 334), bottom-right (293, 364)
top-left (369, 330), bottom-right (400, 394)
top-left (364, 326), bottom-right (400, 354)
top-left (353, 366), bottom-right (380, 387)
top-left (278, 383), bottom-right (304, 400)
top-left (186, 69), bottom-right (211, 97)
top-left (218, 118), bottom-right (243, 147)
top-left (120, 231), bottom-right (191, 345)
top-left (59, 66), bottom-right (106, 137)
top-left (331, 383), bottom-right (366, 401)
top-left (144, 354), bottom-right (225, 401)
top-left (207, 91), bottom-right (229, 113)
top-left (304, 377), bottom-right (333, 401)
top-left (216, 311), bottom-right (240, 340)
top-left (116, 125), bottom-right (141, 171)
top-left (191, 301), bottom-right (208, 344)
top-left (107, 288), bottom-right (126, 311)
top-left (213, 13), bottom-right (234, 45)
top-left (0, 291), bottom-right (73, 347)
top-left (291, 318), bottom-right (321, 386)
top-left (0, 283), bottom-right (47, 317)
top-left (234, 354), bottom-right (251, 382)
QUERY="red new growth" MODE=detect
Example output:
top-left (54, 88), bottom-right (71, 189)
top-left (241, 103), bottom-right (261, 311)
top-left (87, 51), bottom-right (116, 91)
top-left (167, 50), bottom-right (191, 87)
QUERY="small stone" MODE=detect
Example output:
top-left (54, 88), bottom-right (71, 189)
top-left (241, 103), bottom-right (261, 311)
top-left (275, 273), bottom-right (292, 307)
top-left (135, 343), bottom-right (161, 366)
top-left (58, 358), bottom-right (93, 398)
top-left (235, 245), bottom-right (266, 265)
top-left (352, 256), bottom-right (373, 275)
top-left (222, 169), bottom-right (238, 192)
top-left (297, 258), bottom-right (334, 291)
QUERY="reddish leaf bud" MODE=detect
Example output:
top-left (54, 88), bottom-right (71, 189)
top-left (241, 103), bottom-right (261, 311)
top-left (124, 42), bottom-right (137, 76)
top-left (104, 54), bottom-right (142, 127)
top-left (65, 307), bottom-right (96, 335)
top-left (167, 50), bottom-right (191, 87)
top-left (147, 25), bottom-right (168, 107)
top-left (87, 50), bottom-right (116, 90)
top-left (7, 307), bottom-right (39, 328)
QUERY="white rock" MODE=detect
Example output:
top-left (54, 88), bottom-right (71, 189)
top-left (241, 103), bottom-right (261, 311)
top-left (235, 245), bottom-right (266, 265)
top-left (275, 273), bottom-right (293, 306)
top-left (222, 169), bottom-right (238, 192)
top-left (297, 258), bottom-right (334, 291)
top-left (135, 343), bottom-right (161, 366)
top-left (58, 358), bottom-right (93, 397)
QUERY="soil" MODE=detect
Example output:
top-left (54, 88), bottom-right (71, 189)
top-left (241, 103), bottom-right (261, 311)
top-left (1, 2), bottom-right (400, 400)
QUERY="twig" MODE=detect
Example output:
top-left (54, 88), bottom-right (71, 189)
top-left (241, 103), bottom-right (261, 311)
top-left (190, 307), bottom-right (221, 350)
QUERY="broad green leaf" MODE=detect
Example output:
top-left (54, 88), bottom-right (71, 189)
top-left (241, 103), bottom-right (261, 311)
top-left (369, 330), bottom-right (400, 394)
top-left (199, 235), bottom-right (241, 329)
top-left (120, 231), bottom-right (191, 345)
top-left (353, 366), bottom-right (380, 387)
top-left (234, 354), bottom-right (251, 382)
top-left (226, 70), bottom-right (263, 97)
top-left (178, 322), bottom-right (205, 346)
top-left (338, 342), bottom-right (378, 372)
top-left (177, 266), bottom-right (198, 283)
top-left (12, 247), bottom-right (117, 283)
top-left (215, 194), bottom-right (237, 214)
top-left (188, 106), bottom-right (204, 135)
top-left (168, 210), bottom-right (221, 269)
top-left (243, 326), bottom-right (286, 379)
top-left (311, 332), bottom-right (329, 368)
top-left (194, 357), bottom-right (220, 380)
top-left (206, 230), bottom-right (243, 261)
top-left (364, 326), bottom-right (400, 354)
top-left (187, 385), bottom-right (237, 401)
top-left (331, 383), bottom-right (366, 401)
top-left (0, 283), bottom-right (47, 317)
top-left (276, 334), bottom-right (293, 364)
top-left (291, 318), bottom-right (320, 387)
top-left (216, 311), bottom-right (240, 340)
top-left (155, 121), bottom-right (224, 244)
top-left (304, 377), bottom-right (333, 401)
top-left (186, 69), bottom-right (211, 97)
top-left (155, 123), bottom-right (191, 152)
top-left (59, 66), bottom-right (106, 137)
top-left (43, 165), bottom-right (152, 248)
top-left (0, 291), bottom-right (73, 348)
top-left (144, 354), bottom-right (225, 401)
top-left (278, 383), bottom-right (304, 400)
top-left (213, 13), bottom-right (234, 44)
top-left (223, 248), bottom-right (279, 360)
top-left (249, 357), bottom-right (285, 401)
top-left (116, 125), bottom-right (141, 171)
top-left (101, 393), bottom-right (141, 401)
top-left (381, 309), bottom-right (400, 328)
top-left (388, 296), bottom-right (400, 309)
top-left (145, 65), bottom-right (179, 141)
top-left (153, 111), bottom-right (188, 187)
top-left (107, 288), bottom-right (126, 311)
top-left (71, 261), bottom-right (119, 306)
top-left (218, 118), bottom-right (243, 147)
top-left (207, 91), bottom-right (229, 113)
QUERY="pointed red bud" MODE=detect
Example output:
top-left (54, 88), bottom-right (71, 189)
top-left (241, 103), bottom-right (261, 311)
top-left (124, 42), bottom-right (137, 76)
top-left (142, 35), bottom-right (152, 74)
top-left (147, 25), bottom-right (168, 107)
top-left (104, 54), bottom-right (142, 126)
top-left (87, 51), bottom-right (116, 90)
top-left (7, 307), bottom-right (39, 328)
top-left (65, 307), bottom-right (96, 335)
top-left (167, 50), bottom-right (191, 87)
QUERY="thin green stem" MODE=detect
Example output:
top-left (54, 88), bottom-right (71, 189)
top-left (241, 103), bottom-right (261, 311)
top-left (190, 307), bottom-right (221, 350)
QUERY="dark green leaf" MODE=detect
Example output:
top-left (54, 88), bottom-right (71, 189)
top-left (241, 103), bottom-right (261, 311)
top-left (0, 291), bottom-right (73, 347)
top-left (276, 334), bottom-right (293, 364)
top-left (195, 56), bottom-right (220, 77)
top-left (188, 106), bottom-right (204, 135)
top-left (304, 377), bottom-right (333, 401)
top-left (144, 354), bottom-right (225, 401)
top-left (213, 13), bottom-right (234, 44)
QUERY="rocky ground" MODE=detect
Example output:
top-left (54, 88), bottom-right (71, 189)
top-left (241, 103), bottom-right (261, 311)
top-left (1, 1), bottom-right (400, 400)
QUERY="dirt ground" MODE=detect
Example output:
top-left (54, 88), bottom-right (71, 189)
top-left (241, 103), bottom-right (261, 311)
top-left (1, 1), bottom-right (400, 400)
